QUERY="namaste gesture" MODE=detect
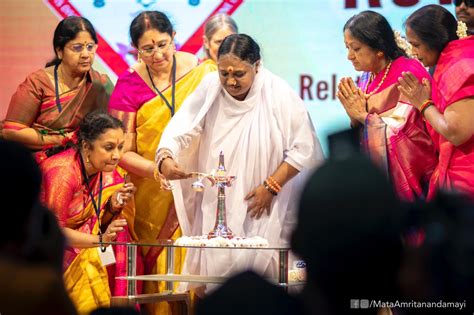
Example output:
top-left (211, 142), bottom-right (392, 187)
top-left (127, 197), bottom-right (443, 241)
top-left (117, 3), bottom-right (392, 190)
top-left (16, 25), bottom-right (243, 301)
top-left (397, 71), bottom-right (432, 110)
top-left (337, 77), bottom-right (368, 124)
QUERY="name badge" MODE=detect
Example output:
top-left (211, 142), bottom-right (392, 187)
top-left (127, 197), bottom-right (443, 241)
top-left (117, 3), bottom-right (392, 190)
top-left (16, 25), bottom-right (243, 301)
top-left (98, 245), bottom-right (116, 266)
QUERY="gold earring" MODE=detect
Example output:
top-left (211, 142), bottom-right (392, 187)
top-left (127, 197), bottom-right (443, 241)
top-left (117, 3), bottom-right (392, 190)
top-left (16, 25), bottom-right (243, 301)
top-left (138, 54), bottom-right (142, 63)
top-left (377, 52), bottom-right (384, 57)
top-left (86, 156), bottom-right (90, 164)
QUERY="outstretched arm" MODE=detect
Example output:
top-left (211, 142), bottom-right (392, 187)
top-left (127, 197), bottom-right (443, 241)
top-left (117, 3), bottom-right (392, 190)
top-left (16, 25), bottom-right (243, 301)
top-left (61, 219), bottom-right (127, 248)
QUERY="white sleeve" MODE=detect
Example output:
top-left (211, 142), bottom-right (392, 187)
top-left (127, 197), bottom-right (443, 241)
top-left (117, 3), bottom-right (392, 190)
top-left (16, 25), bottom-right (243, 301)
top-left (274, 77), bottom-right (324, 171)
top-left (157, 73), bottom-right (218, 157)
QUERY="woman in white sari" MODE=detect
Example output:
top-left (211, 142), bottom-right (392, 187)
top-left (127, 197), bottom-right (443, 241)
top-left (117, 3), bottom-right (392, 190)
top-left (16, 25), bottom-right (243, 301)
top-left (156, 34), bottom-right (323, 291)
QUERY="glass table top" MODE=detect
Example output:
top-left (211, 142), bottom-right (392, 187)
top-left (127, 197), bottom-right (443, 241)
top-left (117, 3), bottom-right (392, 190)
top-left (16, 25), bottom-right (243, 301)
top-left (98, 239), bottom-right (291, 250)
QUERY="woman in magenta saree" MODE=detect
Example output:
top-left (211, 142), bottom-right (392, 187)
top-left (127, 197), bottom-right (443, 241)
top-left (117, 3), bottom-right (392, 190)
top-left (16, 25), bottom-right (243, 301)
top-left (338, 11), bottom-right (437, 201)
top-left (108, 13), bottom-right (216, 314)
top-left (400, 5), bottom-right (474, 199)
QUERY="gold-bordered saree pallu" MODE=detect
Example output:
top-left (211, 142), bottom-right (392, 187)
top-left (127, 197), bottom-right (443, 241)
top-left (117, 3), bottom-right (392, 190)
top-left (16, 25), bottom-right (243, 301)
top-left (63, 180), bottom-right (121, 315)
top-left (40, 149), bottom-right (138, 314)
top-left (3, 68), bottom-right (113, 142)
top-left (360, 57), bottom-right (437, 201)
top-left (132, 62), bottom-right (216, 299)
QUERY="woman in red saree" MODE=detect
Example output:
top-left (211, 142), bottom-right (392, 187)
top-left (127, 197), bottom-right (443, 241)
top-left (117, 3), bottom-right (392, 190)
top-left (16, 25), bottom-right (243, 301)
top-left (2, 16), bottom-right (113, 155)
top-left (40, 112), bottom-right (137, 314)
top-left (338, 11), bottom-right (437, 201)
top-left (399, 5), bottom-right (474, 199)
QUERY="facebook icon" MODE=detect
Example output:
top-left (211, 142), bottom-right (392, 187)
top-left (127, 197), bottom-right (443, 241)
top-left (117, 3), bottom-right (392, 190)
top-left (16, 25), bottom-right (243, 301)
top-left (360, 299), bottom-right (369, 308)
top-left (350, 299), bottom-right (360, 309)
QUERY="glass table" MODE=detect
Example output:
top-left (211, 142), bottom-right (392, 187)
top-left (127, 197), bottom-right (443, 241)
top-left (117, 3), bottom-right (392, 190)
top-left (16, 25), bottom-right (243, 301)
top-left (101, 239), bottom-right (302, 311)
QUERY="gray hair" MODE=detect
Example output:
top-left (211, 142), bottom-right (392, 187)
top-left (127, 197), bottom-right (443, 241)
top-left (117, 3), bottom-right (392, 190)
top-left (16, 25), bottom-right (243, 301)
top-left (204, 13), bottom-right (238, 40)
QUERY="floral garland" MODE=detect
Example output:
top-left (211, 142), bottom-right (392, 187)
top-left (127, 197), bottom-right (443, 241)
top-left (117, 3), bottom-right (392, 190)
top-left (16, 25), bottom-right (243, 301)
top-left (394, 30), bottom-right (413, 58)
top-left (457, 21), bottom-right (468, 39)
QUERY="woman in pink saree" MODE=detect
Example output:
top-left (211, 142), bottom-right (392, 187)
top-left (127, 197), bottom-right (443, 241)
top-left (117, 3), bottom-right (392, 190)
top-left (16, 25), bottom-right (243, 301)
top-left (40, 112), bottom-right (137, 314)
top-left (338, 11), bottom-right (437, 201)
top-left (108, 12), bottom-right (216, 314)
top-left (399, 5), bottom-right (474, 199)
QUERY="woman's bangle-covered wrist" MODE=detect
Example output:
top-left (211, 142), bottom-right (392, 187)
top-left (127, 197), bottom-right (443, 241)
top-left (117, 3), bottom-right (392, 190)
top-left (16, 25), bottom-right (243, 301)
top-left (153, 156), bottom-right (172, 180)
top-left (420, 99), bottom-right (434, 117)
top-left (263, 180), bottom-right (278, 196)
top-left (267, 176), bottom-right (282, 191)
top-left (158, 156), bottom-right (172, 174)
top-left (419, 99), bottom-right (433, 113)
top-left (155, 148), bottom-right (175, 165)
top-left (155, 148), bottom-right (175, 177)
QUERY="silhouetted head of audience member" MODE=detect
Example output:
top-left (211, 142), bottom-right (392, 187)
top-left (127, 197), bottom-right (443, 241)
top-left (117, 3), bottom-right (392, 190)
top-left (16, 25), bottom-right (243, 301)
top-left (0, 140), bottom-right (65, 271)
top-left (0, 140), bottom-right (72, 314)
top-left (291, 155), bottom-right (404, 315)
top-left (399, 191), bottom-right (474, 314)
top-left (27, 204), bottom-right (66, 272)
top-left (196, 270), bottom-right (303, 315)
top-left (0, 140), bottom-right (42, 252)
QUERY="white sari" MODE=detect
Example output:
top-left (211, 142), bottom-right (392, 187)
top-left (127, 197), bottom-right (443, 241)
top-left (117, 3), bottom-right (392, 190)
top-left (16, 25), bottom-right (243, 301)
top-left (158, 67), bottom-right (324, 290)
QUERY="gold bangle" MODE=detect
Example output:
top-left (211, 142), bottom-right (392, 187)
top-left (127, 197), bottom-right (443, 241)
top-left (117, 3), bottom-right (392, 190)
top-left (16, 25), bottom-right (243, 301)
top-left (155, 148), bottom-right (174, 165)
top-left (418, 99), bottom-right (433, 113)
top-left (155, 148), bottom-right (175, 178)
top-left (420, 102), bottom-right (434, 117)
top-left (153, 166), bottom-right (160, 182)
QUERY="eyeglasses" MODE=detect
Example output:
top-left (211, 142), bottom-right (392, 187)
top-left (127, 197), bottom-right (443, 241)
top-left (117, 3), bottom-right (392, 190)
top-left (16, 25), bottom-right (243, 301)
top-left (455, 0), bottom-right (474, 7)
top-left (138, 41), bottom-right (173, 58)
top-left (66, 42), bottom-right (97, 54)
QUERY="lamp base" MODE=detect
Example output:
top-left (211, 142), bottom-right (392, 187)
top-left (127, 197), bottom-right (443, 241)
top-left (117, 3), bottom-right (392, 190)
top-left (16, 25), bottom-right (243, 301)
top-left (208, 224), bottom-right (233, 239)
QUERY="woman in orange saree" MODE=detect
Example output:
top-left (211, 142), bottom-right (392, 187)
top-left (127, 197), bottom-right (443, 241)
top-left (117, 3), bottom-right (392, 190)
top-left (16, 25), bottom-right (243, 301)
top-left (2, 16), bottom-right (113, 155)
top-left (400, 5), bottom-right (474, 199)
top-left (338, 11), bottom-right (437, 201)
top-left (40, 112), bottom-right (137, 315)
top-left (108, 11), bottom-right (216, 313)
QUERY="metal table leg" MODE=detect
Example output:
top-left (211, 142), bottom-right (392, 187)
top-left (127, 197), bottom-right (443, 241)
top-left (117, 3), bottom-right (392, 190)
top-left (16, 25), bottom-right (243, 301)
top-left (127, 245), bottom-right (137, 296)
top-left (278, 249), bottom-right (289, 291)
top-left (166, 246), bottom-right (175, 291)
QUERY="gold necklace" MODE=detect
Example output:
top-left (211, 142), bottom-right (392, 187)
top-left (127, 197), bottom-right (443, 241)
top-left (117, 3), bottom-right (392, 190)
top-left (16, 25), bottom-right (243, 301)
top-left (364, 60), bottom-right (392, 100)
